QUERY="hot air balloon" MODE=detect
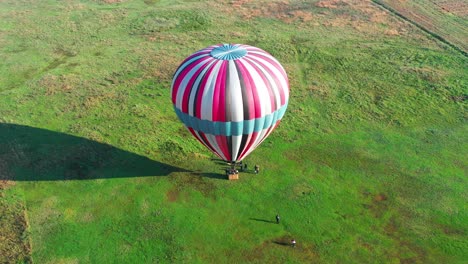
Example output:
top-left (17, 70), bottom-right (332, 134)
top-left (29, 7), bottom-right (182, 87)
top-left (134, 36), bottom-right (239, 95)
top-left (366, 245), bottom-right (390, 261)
top-left (171, 43), bottom-right (289, 165)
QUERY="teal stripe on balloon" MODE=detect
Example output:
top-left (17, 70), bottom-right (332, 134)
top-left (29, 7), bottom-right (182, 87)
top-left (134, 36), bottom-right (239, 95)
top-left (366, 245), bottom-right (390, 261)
top-left (210, 44), bottom-right (248, 60)
top-left (174, 103), bottom-right (288, 136)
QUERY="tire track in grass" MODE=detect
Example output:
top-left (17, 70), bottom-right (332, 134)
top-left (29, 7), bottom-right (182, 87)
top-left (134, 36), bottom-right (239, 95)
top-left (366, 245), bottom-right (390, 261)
top-left (371, 0), bottom-right (467, 58)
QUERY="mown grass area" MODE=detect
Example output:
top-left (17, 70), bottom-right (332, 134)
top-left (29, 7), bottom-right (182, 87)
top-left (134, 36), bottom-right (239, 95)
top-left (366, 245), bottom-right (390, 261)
top-left (0, 0), bottom-right (467, 263)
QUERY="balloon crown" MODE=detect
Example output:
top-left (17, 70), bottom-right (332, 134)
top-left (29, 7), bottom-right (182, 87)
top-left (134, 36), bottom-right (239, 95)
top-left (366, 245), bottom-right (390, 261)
top-left (210, 44), bottom-right (247, 60)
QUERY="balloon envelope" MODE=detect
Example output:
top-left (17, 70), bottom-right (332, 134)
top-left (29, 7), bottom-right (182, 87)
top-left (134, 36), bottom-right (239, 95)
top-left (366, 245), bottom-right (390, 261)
top-left (171, 44), bottom-right (289, 162)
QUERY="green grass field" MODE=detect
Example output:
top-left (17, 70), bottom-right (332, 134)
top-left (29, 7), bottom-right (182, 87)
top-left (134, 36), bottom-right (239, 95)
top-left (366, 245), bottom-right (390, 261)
top-left (1, 0), bottom-right (467, 263)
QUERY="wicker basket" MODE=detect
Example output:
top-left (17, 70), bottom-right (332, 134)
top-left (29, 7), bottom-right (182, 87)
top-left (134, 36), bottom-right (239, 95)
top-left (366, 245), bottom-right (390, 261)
top-left (228, 173), bottom-right (239, 180)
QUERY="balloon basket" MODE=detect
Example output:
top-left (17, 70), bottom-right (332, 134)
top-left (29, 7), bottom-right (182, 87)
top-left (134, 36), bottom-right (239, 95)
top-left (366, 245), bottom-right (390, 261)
top-left (228, 173), bottom-right (239, 180)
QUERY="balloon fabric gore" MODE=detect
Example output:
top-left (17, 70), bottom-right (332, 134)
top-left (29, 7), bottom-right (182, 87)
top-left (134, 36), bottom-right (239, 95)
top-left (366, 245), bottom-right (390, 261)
top-left (171, 44), bottom-right (290, 163)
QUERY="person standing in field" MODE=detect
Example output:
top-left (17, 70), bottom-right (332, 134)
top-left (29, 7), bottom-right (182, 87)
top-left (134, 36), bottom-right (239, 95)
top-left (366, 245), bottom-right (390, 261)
top-left (254, 164), bottom-right (259, 174)
top-left (276, 214), bottom-right (280, 224)
top-left (291, 239), bottom-right (296, 248)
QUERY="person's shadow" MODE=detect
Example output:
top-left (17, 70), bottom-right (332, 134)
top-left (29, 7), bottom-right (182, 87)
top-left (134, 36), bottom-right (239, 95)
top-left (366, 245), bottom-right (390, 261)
top-left (0, 123), bottom-right (187, 181)
top-left (249, 218), bottom-right (276, 224)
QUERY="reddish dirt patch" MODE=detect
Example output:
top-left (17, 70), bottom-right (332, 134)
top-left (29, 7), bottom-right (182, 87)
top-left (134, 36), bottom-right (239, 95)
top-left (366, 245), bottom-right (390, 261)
top-left (225, 0), bottom-right (406, 34)
top-left (0, 190), bottom-right (32, 263)
top-left (379, 0), bottom-right (467, 52)
top-left (384, 29), bottom-right (400, 36)
top-left (362, 192), bottom-right (389, 218)
top-left (374, 193), bottom-right (388, 202)
top-left (137, 45), bottom-right (182, 82)
top-left (435, 0), bottom-right (468, 17)
top-left (102, 0), bottom-right (125, 3)
top-left (0, 180), bottom-right (11, 189)
top-left (166, 187), bottom-right (180, 202)
top-left (315, 0), bottom-right (345, 9)
top-left (227, 0), bottom-right (315, 24)
top-left (383, 217), bottom-right (428, 263)
top-left (317, 0), bottom-right (405, 34)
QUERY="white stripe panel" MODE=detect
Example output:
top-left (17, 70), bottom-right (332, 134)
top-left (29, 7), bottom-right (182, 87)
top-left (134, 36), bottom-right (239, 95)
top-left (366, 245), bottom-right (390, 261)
top-left (245, 56), bottom-right (283, 111)
top-left (228, 60), bottom-right (244, 122)
top-left (247, 52), bottom-right (288, 100)
top-left (231, 135), bottom-right (242, 161)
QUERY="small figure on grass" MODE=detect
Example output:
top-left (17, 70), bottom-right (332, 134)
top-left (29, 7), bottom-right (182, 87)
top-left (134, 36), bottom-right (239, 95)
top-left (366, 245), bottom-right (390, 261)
top-left (276, 214), bottom-right (280, 224)
top-left (254, 164), bottom-right (259, 174)
top-left (291, 239), bottom-right (296, 248)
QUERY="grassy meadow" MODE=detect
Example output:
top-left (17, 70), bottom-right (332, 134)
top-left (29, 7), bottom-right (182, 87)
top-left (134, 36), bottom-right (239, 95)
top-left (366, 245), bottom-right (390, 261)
top-left (0, 0), bottom-right (467, 263)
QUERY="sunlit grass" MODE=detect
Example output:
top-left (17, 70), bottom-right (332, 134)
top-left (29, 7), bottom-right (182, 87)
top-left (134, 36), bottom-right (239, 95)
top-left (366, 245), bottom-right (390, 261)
top-left (0, 0), bottom-right (466, 263)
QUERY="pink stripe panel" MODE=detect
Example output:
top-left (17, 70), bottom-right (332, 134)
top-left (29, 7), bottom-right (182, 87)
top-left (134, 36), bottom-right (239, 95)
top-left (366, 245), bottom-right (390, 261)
top-left (238, 132), bottom-right (259, 160)
top-left (173, 56), bottom-right (210, 106)
top-left (198, 131), bottom-right (218, 156)
top-left (212, 60), bottom-right (227, 122)
top-left (180, 58), bottom-right (212, 113)
top-left (215, 135), bottom-right (231, 161)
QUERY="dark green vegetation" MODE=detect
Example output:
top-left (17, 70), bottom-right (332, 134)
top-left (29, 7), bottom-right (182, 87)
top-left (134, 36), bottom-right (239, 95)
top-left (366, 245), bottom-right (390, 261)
top-left (0, 0), bottom-right (466, 263)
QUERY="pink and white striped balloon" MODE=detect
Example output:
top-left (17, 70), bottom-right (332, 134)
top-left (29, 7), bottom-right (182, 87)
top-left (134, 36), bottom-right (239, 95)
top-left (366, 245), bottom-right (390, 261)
top-left (171, 44), bottom-right (289, 162)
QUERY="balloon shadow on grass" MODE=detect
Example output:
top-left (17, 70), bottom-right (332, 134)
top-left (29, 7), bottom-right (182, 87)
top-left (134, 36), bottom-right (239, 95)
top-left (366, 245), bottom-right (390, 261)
top-left (272, 241), bottom-right (291, 246)
top-left (0, 123), bottom-right (187, 181)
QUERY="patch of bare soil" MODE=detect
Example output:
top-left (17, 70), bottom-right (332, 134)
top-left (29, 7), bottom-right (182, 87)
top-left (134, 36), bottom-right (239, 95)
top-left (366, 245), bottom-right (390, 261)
top-left (224, 0), bottom-right (407, 35)
top-left (374, 193), bottom-right (387, 202)
top-left (315, 0), bottom-right (406, 35)
top-left (102, 0), bottom-right (125, 3)
top-left (315, 0), bottom-right (345, 9)
top-left (434, 0), bottom-right (468, 17)
top-left (383, 217), bottom-right (428, 263)
top-left (166, 187), bottom-right (180, 202)
top-left (137, 45), bottom-right (182, 82)
top-left (379, 0), bottom-right (467, 52)
top-left (362, 192), bottom-right (389, 218)
top-left (227, 0), bottom-right (315, 24)
top-left (0, 191), bottom-right (32, 263)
